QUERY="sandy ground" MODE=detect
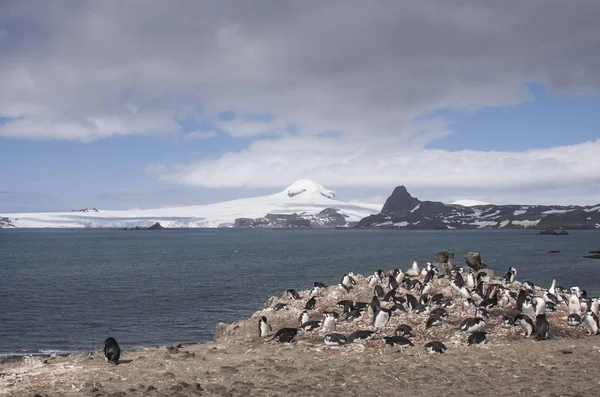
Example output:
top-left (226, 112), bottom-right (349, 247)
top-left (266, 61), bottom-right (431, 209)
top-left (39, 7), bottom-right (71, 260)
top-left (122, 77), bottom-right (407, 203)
top-left (3, 271), bottom-right (600, 396)
top-left (3, 337), bottom-right (600, 397)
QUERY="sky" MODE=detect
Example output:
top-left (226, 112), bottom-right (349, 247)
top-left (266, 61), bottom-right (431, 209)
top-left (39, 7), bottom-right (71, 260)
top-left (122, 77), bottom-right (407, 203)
top-left (1, 0), bottom-right (599, 213)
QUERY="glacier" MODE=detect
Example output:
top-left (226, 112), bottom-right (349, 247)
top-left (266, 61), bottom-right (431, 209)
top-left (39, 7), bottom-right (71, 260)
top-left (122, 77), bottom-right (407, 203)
top-left (0, 180), bottom-right (382, 229)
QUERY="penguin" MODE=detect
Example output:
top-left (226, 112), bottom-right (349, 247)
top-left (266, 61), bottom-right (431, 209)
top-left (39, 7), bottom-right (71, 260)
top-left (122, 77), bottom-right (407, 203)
top-left (395, 324), bottom-right (415, 338)
top-left (459, 286), bottom-right (472, 300)
top-left (569, 292), bottom-right (582, 315)
top-left (368, 273), bottom-right (381, 287)
top-left (272, 328), bottom-right (300, 343)
top-left (321, 312), bottom-right (337, 332)
top-left (305, 297), bottom-right (317, 311)
top-left (523, 280), bottom-right (535, 292)
top-left (388, 275), bottom-right (399, 290)
top-left (353, 301), bottom-right (369, 311)
top-left (466, 273), bottom-right (476, 289)
top-left (374, 285), bottom-right (385, 299)
top-left (324, 333), bottom-right (348, 346)
top-left (390, 303), bottom-right (406, 314)
top-left (535, 314), bottom-right (550, 340)
top-left (591, 298), bottom-right (600, 316)
top-left (382, 289), bottom-right (397, 302)
top-left (431, 307), bottom-right (448, 319)
top-left (341, 274), bottom-right (356, 290)
top-left (103, 337), bottom-right (121, 365)
top-left (583, 310), bottom-right (599, 335)
top-left (420, 263), bottom-right (429, 278)
top-left (406, 294), bottom-right (420, 311)
top-left (581, 298), bottom-right (590, 314)
top-left (467, 331), bottom-right (487, 345)
top-left (286, 289), bottom-right (301, 300)
top-left (479, 296), bottom-right (497, 310)
top-left (420, 282), bottom-right (432, 296)
top-left (300, 320), bottom-right (322, 331)
top-left (345, 308), bottom-right (365, 322)
top-left (274, 302), bottom-right (290, 311)
top-left (383, 335), bottom-right (414, 348)
top-left (521, 298), bottom-right (535, 318)
top-left (347, 330), bottom-right (376, 343)
top-left (532, 296), bottom-right (546, 316)
top-left (373, 308), bottom-right (391, 329)
top-left (516, 290), bottom-right (527, 312)
top-left (424, 267), bottom-right (437, 284)
top-left (426, 313), bottom-right (443, 329)
top-left (475, 307), bottom-right (489, 319)
top-left (454, 272), bottom-right (465, 288)
top-left (313, 282), bottom-right (327, 288)
top-left (501, 315), bottom-right (515, 328)
top-left (258, 316), bottom-right (272, 337)
top-left (431, 293), bottom-right (445, 306)
top-left (459, 318), bottom-right (486, 333)
top-left (443, 298), bottom-right (456, 309)
top-left (514, 314), bottom-right (535, 337)
top-left (414, 304), bottom-right (429, 314)
top-left (337, 300), bottom-right (354, 314)
top-left (567, 313), bottom-right (582, 326)
top-left (299, 310), bottom-right (310, 326)
top-left (424, 341), bottom-right (447, 354)
top-left (547, 278), bottom-right (556, 295)
top-left (410, 279), bottom-right (423, 293)
top-left (394, 269), bottom-right (405, 285)
top-left (505, 266), bottom-right (517, 283)
top-left (369, 295), bottom-right (381, 314)
top-left (463, 298), bottom-right (476, 313)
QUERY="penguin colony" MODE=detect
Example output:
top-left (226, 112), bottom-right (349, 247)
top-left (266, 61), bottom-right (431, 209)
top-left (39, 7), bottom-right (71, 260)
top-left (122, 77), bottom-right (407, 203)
top-left (256, 261), bottom-right (599, 354)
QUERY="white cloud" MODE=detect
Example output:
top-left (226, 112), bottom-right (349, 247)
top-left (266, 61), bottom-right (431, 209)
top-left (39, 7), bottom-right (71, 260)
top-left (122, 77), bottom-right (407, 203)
top-left (0, 1), bottom-right (599, 142)
top-left (150, 136), bottom-right (600, 194)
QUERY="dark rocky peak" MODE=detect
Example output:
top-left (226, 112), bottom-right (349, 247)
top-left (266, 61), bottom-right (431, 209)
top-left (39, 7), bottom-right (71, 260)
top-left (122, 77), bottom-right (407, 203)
top-left (381, 186), bottom-right (421, 214)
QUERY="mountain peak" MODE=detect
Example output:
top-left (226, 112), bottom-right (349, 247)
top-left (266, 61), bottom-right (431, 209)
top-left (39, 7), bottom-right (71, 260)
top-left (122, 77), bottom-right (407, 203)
top-left (381, 185), bottom-right (420, 214)
top-left (282, 179), bottom-right (336, 200)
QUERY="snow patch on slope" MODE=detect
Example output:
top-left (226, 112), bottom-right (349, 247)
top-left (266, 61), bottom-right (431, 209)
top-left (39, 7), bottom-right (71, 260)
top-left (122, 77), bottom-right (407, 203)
top-left (451, 199), bottom-right (491, 207)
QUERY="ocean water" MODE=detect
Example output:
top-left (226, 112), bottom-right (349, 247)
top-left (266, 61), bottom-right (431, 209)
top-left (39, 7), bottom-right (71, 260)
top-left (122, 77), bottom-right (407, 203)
top-left (0, 228), bottom-right (598, 357)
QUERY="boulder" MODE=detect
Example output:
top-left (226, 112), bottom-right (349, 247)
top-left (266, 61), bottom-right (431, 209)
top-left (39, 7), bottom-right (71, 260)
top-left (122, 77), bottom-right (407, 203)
top-left (465, 252), bottom-right (487, 271)
top-left (433, 250), bottom-right (457, 277)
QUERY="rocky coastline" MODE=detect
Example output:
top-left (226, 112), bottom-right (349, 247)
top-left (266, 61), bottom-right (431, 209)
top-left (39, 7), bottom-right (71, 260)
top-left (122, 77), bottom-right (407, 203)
top-left (2, 250), bottom-right (600, 396)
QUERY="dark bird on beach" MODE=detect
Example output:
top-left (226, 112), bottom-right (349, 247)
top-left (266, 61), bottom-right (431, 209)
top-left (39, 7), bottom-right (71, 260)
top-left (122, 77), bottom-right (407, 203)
top-left (467, 331), bottom-right (487, 345)
top-left (535, 314), bottom-right (550, 340)
top-left (103, 337), bottom-right (121, 365)
top-left (424, 341), bottom-right (447, 354)
top-left (272, 328), bottom-right (300, 343)
top-left (305, 297), bottom-right (317, 310)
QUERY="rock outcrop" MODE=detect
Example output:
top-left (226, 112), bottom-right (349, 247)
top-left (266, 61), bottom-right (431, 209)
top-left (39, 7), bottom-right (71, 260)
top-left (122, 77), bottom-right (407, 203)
top-left (465, 252), bottom-right (487, 271)
top-left (432, 250), bottom-right (457, 277)
top-left (234, 208), bottom-right (350, 228)
top-left (0, 217), bottom-right (16, 228)
top-left (355, 185), bottom-right (600, 230)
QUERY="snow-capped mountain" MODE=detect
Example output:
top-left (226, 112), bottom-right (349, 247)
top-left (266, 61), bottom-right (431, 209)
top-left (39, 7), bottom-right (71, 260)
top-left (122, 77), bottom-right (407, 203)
top-left (0, 180), bottom-right (381, 229)
top-left (450, 199), bottom-right (491, 207)
top-left (356, 186), bottom-right (600, 230)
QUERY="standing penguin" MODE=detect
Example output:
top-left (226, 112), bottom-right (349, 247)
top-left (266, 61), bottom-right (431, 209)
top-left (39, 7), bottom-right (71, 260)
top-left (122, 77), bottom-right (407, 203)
top-left (514, 314), bottom-right (535, 337)
top-left (258, 316), bottom-right (272, 338)
top-left (103, 337), bottom-right (121, 365)
top-left (321, 312), bottom-right (337, 332)
top-left (535, 314), bottom-right (550, 340)
top-left (569, 292), bottom-right (582, 315)
top-left (505, 266), bottom-right (517, 283)
top-left (583, 310), bottom-right (599, 335)
top-left (373, 308), bottom-right (391, 329)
